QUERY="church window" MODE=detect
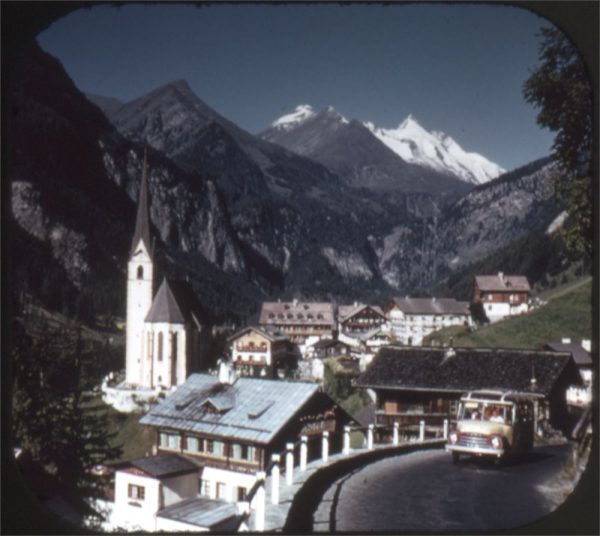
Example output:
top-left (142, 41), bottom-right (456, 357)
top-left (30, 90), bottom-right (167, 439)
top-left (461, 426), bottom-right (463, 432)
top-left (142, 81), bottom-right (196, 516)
top-left (158, 332), bottom-right (163, 361)
top-left (147, 332), bottom-right (154, 358)
top-left (137, 265), bottom-right (144, 279)
top-left (171, 332), bottom-right (178, 360)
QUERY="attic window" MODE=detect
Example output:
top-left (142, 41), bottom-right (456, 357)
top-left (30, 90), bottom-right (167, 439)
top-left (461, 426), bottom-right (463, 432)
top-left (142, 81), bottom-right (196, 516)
top-left (278, 313), bottom-right (284, 319)
top-left (297, 313), bottom-right (304, 319)
top-left (287, 313), bottom-right (293, 319)
top-left (304, 305), bottom-right (309, 310)
top-left (268, 313), bottom-right (274, 319)
top-left (307, 314), bottom-right (314, 320)
top-left (317, 314), bottom-right (324, 320)
top-left (284, 305), bottom-right (290, 310)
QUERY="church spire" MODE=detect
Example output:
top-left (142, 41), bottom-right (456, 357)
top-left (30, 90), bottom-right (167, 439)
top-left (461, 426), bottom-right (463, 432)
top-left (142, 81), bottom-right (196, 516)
top-left (130, 149), bottom-right (152, 256)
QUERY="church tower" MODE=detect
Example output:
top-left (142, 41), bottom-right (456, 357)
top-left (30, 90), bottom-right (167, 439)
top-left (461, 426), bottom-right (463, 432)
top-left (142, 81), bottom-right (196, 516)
top-left (125, 152), bottom-right (154, 385)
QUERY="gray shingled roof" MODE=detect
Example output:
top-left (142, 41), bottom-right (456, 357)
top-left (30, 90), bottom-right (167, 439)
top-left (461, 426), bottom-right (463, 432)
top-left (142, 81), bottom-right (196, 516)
top-left (130, 154), bottom-right (152, 256)
top-left (145, 278), bottom-right (204, 324)
top-left (140, 374), bottom-right (320, 444)
top-left (259, 301), bottom-right (335, 326)
top-left (545, 342), bottom-right (592, 366)
top-left (475, 274), bottom-right (531, 292)
top-left (118, 454), bottom-right (199, 478)
top-left (157, 497), bottom-right (238, 529)
top-left (355, 346), bottom-right (581, 396)
top-left (389, 297), bottom-right (470, 316)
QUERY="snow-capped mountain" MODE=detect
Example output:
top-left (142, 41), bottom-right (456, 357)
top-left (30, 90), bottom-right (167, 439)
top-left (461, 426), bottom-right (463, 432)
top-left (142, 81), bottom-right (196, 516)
top-left (364, 115), bottom-right (505, 185)
top-left (261, 105), bottom-right (473, 199)
top-left (264, 105), bottom-right (505, 185)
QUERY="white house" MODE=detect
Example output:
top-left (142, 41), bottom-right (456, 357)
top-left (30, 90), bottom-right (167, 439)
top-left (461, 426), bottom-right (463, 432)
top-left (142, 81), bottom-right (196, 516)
top-left (386, 297), bottom-right (471, 345)
top-left (472, 272), bottom-right (531, 323)
top-left (545, 338), bottom-right (593, 407)
top-left (110, 454), bottom-right (241, 532)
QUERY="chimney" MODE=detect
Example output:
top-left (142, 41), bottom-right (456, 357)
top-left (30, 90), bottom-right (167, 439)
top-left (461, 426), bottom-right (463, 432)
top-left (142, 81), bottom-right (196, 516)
top-left (530, 364), bottom-right (537, 391)
top-left (498, 271), bottom-right (504, 281)
top-left (581, 339), bottom-right (591, 352)
top-left (354, 301), bottom-right (358, 307)
top-left (293, 298), bottom-right (298, 308)
top-left (218, 360), bottom-right (233, 385)
top-left (561, 337), bottom-right (572, 344)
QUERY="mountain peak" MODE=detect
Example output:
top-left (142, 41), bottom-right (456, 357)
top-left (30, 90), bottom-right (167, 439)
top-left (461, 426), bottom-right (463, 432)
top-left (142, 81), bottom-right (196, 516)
top-left (271, 104), bottom-right (316, 130)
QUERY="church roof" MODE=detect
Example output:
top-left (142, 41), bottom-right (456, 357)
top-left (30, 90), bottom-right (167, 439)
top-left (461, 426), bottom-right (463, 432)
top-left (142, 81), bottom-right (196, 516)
top-left (130, 152), bottom-right (152, 256)
top-left (145, 278), bottom-right (204, 325)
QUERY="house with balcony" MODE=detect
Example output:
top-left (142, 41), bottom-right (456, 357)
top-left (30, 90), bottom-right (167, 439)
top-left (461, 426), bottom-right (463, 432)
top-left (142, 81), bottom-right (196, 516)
top-left (472, 272), bottom-right (531, 323)
top-left (337, 303), bottom-right (387, 335)
top-left (385, 297), bottom-right (471, 345)
top-left (227, 326), bottom-right (297, 378)
top-left (134, 365), bottom-right (353, 508)
top-left (258, 300), bottom-right (336, 345)
top-left (355, 346), bottom-right (582, 439)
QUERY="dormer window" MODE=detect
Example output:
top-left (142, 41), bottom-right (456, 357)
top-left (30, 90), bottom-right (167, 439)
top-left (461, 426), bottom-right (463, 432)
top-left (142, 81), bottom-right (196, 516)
top-left (268, 313), bottom-right (274, 319)
top-left (287, 313), bottom-right (293, 319)
top-left (137, 265), bottom-right (144, 279)
top-left (297, 313), bottom-right (304, 319)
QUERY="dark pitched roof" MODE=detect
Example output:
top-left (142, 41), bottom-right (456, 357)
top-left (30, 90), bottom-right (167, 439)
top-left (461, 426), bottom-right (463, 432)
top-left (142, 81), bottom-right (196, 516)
top-left (355, 346), bottom-right (580, 397)
top-left (338, 304), bottom-right (386, 323)
top-left (145, 278), bottom-right (204, 325)
top-left (118, 454), bottom-right (199, 479)
top-left (313, 338), bottom-right (351, 349)
top-left (130, 152), bottom-right (152, 256)
top-left (389, 297), bottom-right (470, 316)
top-left (227, 325), bottom-right (289, 344)
top-left (474, 274), bottom-right (531, 292)
top-left (544, 342), bottom-right (592, 366)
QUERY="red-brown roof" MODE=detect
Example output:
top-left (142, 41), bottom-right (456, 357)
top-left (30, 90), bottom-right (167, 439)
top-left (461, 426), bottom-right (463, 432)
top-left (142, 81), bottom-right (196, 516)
top-left (474, 274), bottom-right (531, 292)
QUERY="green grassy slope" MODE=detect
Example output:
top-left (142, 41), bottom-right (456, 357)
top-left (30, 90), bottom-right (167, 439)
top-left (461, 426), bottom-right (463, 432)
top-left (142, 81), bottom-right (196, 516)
top-left (425, 278), bottom-right (593, 349)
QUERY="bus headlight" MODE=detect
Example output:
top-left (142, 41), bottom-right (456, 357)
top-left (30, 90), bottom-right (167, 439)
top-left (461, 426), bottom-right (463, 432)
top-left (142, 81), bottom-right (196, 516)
top-left (449, 432), bottom-right (458, 444)
top-left (490, 435), bottom-right (502, 449)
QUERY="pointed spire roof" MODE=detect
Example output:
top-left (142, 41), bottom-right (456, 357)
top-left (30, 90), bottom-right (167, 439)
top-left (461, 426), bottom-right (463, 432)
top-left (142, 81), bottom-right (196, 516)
top-left (145, 278), bottom-right (206, 325)
top-left (130, 150), bottom-right (152, 256)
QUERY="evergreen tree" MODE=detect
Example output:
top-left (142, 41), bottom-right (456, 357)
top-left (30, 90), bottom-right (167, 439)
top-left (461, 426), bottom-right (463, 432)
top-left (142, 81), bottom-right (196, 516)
top-left (523, 26), bottom-right (593, 258)
top-left (11, 312), bottom-right (122, 521)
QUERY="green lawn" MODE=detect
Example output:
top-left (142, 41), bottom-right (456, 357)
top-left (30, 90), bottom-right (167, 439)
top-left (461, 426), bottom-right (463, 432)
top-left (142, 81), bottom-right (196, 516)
top-left (426, 278), bottom-right (593, 349)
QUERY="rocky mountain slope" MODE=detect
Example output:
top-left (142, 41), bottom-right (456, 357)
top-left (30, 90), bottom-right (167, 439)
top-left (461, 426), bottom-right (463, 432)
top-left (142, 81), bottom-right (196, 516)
top-left (8, 42), bottom-right (566, 325)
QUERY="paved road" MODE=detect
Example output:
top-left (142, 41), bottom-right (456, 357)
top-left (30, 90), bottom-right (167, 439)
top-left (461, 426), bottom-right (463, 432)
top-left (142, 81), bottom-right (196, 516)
top-left (315, 444), bottom-right (573, 532)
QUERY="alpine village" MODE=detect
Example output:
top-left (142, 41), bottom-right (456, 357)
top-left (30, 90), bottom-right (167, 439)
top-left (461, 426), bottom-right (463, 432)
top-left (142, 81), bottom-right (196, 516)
top-left (8, 22), bottom-right (595, 536)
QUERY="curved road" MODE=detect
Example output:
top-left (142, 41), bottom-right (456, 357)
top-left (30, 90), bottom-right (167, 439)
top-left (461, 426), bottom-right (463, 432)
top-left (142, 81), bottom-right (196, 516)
top-left (315, 444), bottom-right (573, 532)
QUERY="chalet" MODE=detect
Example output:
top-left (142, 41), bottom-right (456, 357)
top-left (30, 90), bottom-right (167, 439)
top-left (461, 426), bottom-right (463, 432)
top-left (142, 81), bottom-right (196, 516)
top-left (138, 366), bottom-right (354, 505)
top-left (258, 300), bottom-right (335, 344)
top-left (110, 454), bottom-right (241, 532)
top-left (386, 297), bottom-right (471, 345)
top-left (227, 326), bottom-right (297, 378)
top-left (472, 272), bottom-right (531, 323)
top-left (355, 346), bottom-right (582, 438)
top-left (337, 303), bottom-right (387, 335)
top-left (544, 338), bottom-right (593, 407)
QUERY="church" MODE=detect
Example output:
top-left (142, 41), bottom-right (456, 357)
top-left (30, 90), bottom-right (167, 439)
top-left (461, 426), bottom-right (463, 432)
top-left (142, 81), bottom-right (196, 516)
top-left (125, 154), bottom-right (208, 389)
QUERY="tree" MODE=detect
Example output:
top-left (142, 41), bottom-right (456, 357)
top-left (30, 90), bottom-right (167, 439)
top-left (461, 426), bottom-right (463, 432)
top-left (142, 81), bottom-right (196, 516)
top-left (523, 26), bottom-right (593, 258)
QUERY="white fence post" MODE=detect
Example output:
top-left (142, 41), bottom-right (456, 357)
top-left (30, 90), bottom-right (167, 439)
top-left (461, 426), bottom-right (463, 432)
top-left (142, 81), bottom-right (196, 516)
top-left (443, 419), bottom-right (449, 440)
top-left (253, 471), bottom-right (266, 532)
top-left (367, 424), bottom-right (374, 450)
top-left (419, 420), bottom-right (425, 442)
top-left (322, 431), bottom-right (329, 463)
top-left (270, 454), bottom-right (280, 505)
top-left (393, 422), bottom-right (399, 445)
top-left (300, 435), bottom-right (308, 471)
top-left (343, 426), bottom-right (351, 455)
top-left (286, 443), bottom-right (294, 485)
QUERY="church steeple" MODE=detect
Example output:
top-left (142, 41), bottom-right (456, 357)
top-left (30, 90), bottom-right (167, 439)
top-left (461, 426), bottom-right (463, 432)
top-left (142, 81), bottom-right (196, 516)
top-left (130, 150), bottom-right (152, 256)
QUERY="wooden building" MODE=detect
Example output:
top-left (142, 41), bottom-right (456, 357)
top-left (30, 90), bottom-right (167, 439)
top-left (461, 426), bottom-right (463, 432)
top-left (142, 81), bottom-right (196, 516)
top-left (337, 303), bottom-right (387, 335)
top-left (472, 272), bottom-right (531, 323)
top-left (227, 326), bottom-right (297, 378)
top-left (355, 346), bottom-right (582, 438)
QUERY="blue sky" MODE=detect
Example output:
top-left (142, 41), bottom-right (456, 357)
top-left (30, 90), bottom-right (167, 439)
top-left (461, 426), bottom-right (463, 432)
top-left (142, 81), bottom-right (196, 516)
top-left (38, 3), bottom-right (560, 172)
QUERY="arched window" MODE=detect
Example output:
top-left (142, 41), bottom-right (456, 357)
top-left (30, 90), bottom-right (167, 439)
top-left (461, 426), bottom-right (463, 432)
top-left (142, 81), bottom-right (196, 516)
top-left (158, 332), bottom-right (163, 361)
top-left (137, 265), bottom-right (144, 279)
top-left (171, 332), bottom-right (178, 360)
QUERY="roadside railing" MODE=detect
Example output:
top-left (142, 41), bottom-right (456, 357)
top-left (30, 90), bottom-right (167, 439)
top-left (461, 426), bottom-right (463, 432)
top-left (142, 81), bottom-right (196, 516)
top-left (241, 417), bottom-right (450, 530)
